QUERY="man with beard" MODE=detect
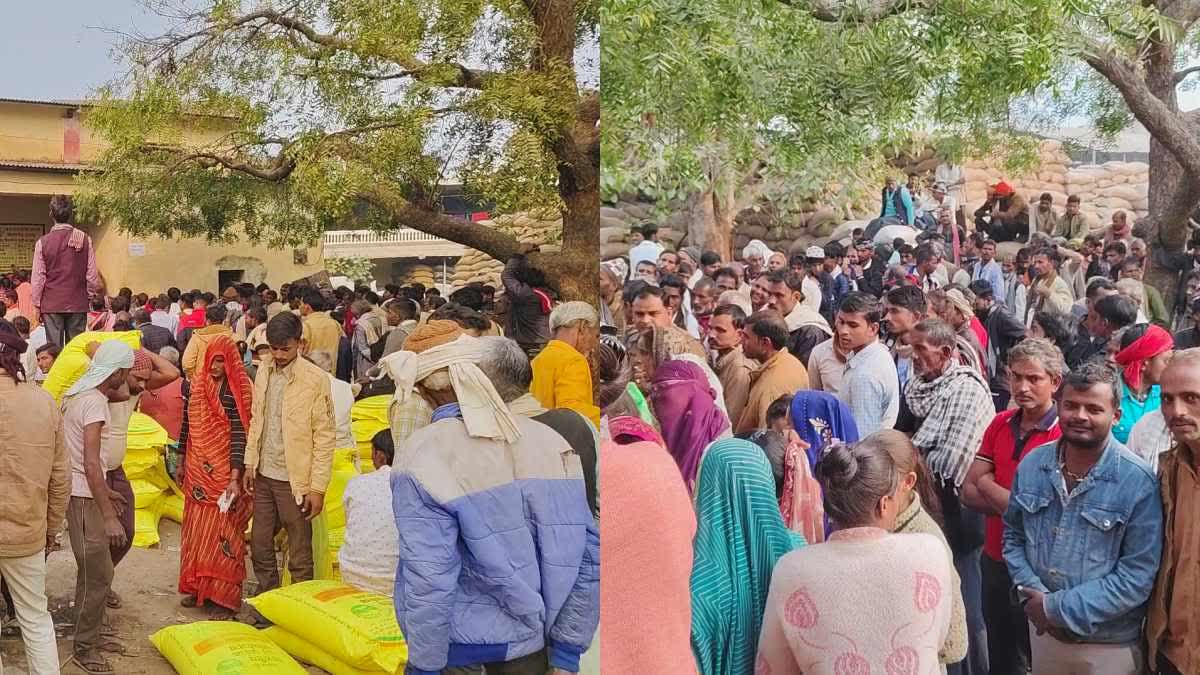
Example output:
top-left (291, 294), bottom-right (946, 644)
top-left (1147, 349), bottom-right (1200, 674)
top-left (690, 277), bottom-right (718, 340)
top-left (1003, 360), bottom-right (1162, 675)
top-left (1026, 247), bottom-right (1074, 321)
top-left (969, 279), bottom-right (1027, 411)
top-left (903, 319), bottom-right (995, 675)
top-left (963, 339), bottom-right (1065, 675)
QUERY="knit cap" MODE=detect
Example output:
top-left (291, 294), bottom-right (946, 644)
top-left (403, 320), bottom-right (464, 354)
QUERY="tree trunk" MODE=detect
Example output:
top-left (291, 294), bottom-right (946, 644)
top-left (1133, 42), bottom-right (1198, 317)
top-left (685, 186), bottom-right (736, 262)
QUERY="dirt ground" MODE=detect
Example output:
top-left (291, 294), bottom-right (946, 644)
top-left (0, 521), bottom-right (323, 675)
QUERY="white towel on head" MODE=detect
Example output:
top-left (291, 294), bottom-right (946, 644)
top-left (742, 239), bottom-right (773, 262)
top-left (378, 335), bottom-right (521, 443)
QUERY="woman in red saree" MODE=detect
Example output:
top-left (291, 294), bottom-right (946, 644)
top-left (176, 335), bottom-right (253, 618)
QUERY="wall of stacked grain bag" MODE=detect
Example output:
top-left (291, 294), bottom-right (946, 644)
top-left (600, 139), bottom-right (1153, 268)
top-left (953, 140), bottom-right (1149, 234)
top-left (449, 212), bottom-right (563, 289)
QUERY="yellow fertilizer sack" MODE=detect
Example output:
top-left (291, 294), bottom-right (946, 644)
top-left (42, 330), bottom-right (141, 403)
top-left (161, 493), bottom-right (185, 524)
top-left (133, 505), bottom-right (163, 548)
top-left (122, 447), bottom-right (160, 481)
top-left (260, 626), bottom-right (378, 675)
top-left (351, 420), bottom-right (389, 465)
top-left (127, 411), bottom-right (172, 448)
top-left (130, 478), bottom-right (167, 510)
top-left (248, 581), bottom-right (407, 673)
top-left (150, 621), bottom-right (308, 675)
top-left (351, 395), bottom-right (391, 425)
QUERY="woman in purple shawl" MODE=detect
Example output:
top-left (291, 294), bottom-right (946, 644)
top-left (649, 360), bottom-right (730, 492)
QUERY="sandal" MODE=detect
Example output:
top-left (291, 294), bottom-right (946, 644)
top-left (180, 594), bottom-right (199, 608)
top-left (97, 637), bottom-right (127, 655)
top-left (105, 591), bottom-right (122, 609)
top-left (71, 649), bottom-right (115, 675)
top-left (207, 606), bottom-right (236, 621)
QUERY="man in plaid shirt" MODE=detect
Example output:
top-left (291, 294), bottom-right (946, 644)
top-left (903, 317), bottom-right (996, 675)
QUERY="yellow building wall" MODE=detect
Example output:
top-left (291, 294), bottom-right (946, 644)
top-left (0, 100), bottom-right (325, 290)
top-left (89, 221), bottom-right (324, 292)
top-left (0, 100), bottom-right (230, 164)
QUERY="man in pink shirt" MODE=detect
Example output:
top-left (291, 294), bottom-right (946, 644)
top-left (30, 195), bottom-right (100, 349)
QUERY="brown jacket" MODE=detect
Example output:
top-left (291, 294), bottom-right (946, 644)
top-left (734, 349), bottom-right (809, 434)
top-left (713, 347), bottom-right (755, 429)
top-left (1146, 444), bottom-right (1199, 671)
top-left (244, 355), bottom-right (337, 498)
top-left (0, 375), bottom-right (69, 557)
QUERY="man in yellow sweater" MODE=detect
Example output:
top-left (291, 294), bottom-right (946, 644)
top-left (530, 301), bottom-right (601, 428)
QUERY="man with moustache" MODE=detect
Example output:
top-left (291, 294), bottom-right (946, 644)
top-left (1146, 348), bottom-right (1200, 674)
top-left (963, 339), bottom-right (1065, 675)
top-left (762, 270), bottom-right (832, 366)
top-left (1003, 360), bottom-right (1162, 674)
top-left (707, 304), bottom-right (755, 428)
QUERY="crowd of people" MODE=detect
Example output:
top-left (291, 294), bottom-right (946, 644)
top-left (600, 182), bottom-right (1200, 675)
top-left (0, 195), bottom-right (600, 675)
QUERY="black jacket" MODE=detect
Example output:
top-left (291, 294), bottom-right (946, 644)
top-left (981, 303), bottom-right (1025, 391)
top-left (502, 255), bottom-right (552, 350)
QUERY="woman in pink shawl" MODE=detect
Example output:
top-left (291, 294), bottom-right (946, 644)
top-left (600, 440), bottom-right (698, 674)
top-left (608, 416), bottom-right (666, 447)
top-left (649, 359), bottom-right (730, 492)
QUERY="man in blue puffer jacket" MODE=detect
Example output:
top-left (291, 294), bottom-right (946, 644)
top-left (380, 324), bottom-right (599, 675)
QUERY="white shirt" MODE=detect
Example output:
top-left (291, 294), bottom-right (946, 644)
top-left (935, 163), bottom-right (966, 203)
top-left (327, 373), bottom-right (355, 450)
top-left (807, 338), bottom-right (844, 395)
top-left (21, 325), bottom-right (47, 383)
top-left (151, 309), bottom-right (180, 335)
top-left (838, 340), bottom-right (899, 435)
top-left (338, 466), bottom-right (399, 597)
top-left (1127, 411), bottom-right (1171, 473)
top-left (801, 275), bottom-right (823, 313)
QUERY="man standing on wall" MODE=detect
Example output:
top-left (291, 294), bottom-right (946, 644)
top-left (31, 195), bottom-right (100, 350)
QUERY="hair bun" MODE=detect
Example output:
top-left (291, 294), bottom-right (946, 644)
top-left (815, 442), bottom-right (859, 487)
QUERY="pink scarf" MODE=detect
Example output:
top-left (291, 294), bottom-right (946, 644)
top-left (779, 433), bottom-right (825, 543)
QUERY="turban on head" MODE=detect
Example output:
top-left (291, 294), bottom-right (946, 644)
top-left (378, 334), bottom-right (521, 443)
top-left (65, 340), bottom-right (134, 396)
top-left (994, 182), bottom-right (1014, 197)
top-left (404, 320), bottom-right (463, 354)
top-left (1114, 324), bottom-right (1174, 391)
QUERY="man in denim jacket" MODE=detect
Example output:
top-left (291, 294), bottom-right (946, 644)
top-left (1003, 359), bottom-right (1162, 674)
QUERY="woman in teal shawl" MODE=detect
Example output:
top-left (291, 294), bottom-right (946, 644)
top-left (690, 438), bottom-right (806, 674)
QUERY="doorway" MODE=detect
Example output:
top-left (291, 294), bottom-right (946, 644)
top-left (217, 269), bottom-right (244, 292)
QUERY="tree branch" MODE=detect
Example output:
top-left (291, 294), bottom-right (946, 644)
top-left (781, 0), bottom-right (930, 22)
top-left (222, 9), bottom-right (497, 89)
top-left (174, 150), bottom-right (296, 181)
top-left (357, 184), bottom-right (523, 262)
top-left (1176, 64), bottom-right (1200, 84)
top-left (1084, 46), bottom-right (1200, 179)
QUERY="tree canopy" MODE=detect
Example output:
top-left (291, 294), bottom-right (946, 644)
top-left (603, 0), bottom-right (1200, 273)
top-left (77, 0), bottom-right (599, 300)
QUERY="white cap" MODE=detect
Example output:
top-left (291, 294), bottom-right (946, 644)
top-left (805, 245), bottom-right (825, 260)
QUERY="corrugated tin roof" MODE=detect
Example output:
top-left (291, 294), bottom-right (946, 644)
top-left (0, 97), bottom-right (86, 108)
top-left (0, 96), bottom-right (237, 119)
top-left (0, 160), bottom-right (89, 172)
